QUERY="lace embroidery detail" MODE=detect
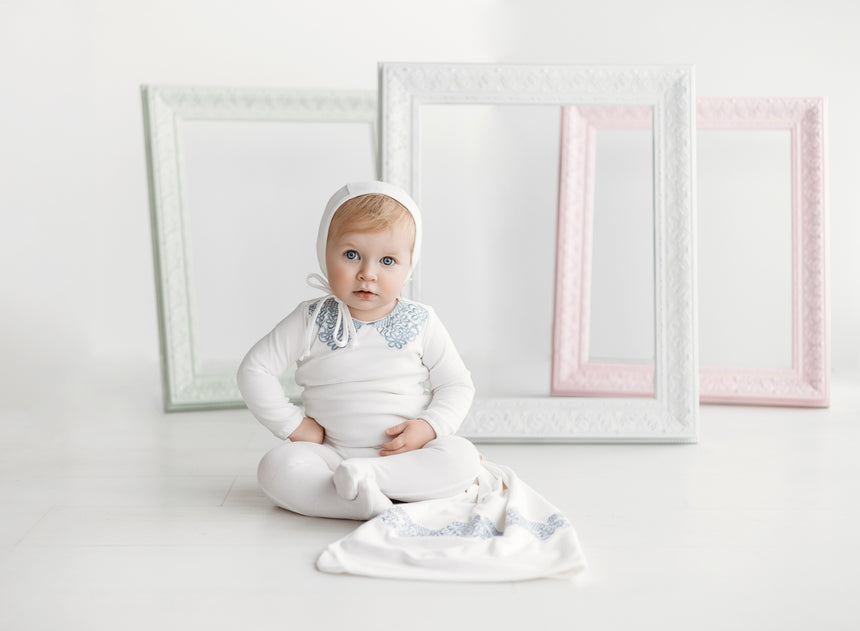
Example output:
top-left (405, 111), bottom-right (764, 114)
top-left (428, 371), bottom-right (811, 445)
top-left (503, 510), bottom-right (571, 541)
top-left (374, 301), bottom-right (428, 349)
top-left (308, 299), bottom-right (428, 351)
top-left (379, 506), bottom-right (570, 541)
top-left (309, 299), bottom-right (363, 351)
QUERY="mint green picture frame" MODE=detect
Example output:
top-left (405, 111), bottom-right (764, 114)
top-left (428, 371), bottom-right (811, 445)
top-left (141, 85), bottom-right (378, 411)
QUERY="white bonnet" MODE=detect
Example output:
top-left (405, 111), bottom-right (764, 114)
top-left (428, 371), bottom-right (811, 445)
top-left (315, 181), bottom-right (423, 278)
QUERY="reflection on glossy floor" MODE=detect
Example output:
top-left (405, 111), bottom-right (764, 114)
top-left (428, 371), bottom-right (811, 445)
top-left (1, 364), bottom-right (858, 630)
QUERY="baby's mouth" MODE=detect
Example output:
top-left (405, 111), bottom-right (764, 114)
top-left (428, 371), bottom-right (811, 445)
top-left (354, 290), bottom-right (376, 299)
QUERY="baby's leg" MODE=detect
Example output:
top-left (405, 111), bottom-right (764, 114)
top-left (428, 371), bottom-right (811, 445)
top-left (333, 436), bottom-right (481, 503)
top-left (257, 441), bottom-right (392, 520)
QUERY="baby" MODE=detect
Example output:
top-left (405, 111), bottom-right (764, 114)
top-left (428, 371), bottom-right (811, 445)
top-left (237, 181), bottom-right (481, 520)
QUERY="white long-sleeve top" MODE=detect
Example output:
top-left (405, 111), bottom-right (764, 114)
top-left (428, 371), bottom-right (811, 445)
top-left (237, 297), bottom-right (475, 451)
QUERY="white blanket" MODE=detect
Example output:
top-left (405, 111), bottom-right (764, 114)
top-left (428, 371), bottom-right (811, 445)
top-left (317, 460), bottom-right (587, 581)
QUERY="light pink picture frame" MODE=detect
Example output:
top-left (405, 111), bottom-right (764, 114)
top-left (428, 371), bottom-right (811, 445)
top-left (552, 97), bottom-right (829, 407)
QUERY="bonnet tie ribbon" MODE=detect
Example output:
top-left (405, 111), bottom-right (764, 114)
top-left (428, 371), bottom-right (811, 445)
top-left (301, 273), bottom-right (358, 360)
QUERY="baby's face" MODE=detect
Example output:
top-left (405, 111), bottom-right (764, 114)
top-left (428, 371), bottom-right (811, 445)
top-left (325, 221), bottom-right (413, 322)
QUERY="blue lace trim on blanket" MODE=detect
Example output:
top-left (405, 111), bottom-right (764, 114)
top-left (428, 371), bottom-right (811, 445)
top-left (308, 299), bottom-right (428, 351)
top-left (379, 505), bottom-right (570, 541)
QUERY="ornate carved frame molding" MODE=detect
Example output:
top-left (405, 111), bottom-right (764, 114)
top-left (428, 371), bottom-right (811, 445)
top-left (141, 85), bottom-right (377, 411)
top-left (551, 105), bottom-right (657, 398)
top-left (698, 97), bottom-right (829, 406)
top-left (552, 97), bottom-right (829, 407)
top-left (380, 63), bottom-right (698, 442)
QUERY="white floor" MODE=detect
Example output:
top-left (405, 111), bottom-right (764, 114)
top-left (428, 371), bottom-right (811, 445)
top-left (1, 363), bottom-right (859, 631)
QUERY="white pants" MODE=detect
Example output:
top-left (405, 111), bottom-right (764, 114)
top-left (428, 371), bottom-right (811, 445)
top-left (257, 436), bottom-right (481, 520)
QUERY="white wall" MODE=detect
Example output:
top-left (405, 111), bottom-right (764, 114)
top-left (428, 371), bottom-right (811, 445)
top-left (2, 0), bottom-right (859, 404)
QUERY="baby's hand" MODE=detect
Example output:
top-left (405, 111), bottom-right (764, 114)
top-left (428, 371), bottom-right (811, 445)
top-left (288, 417), bottom-right (325, 444)
top-left (380, 419), bottom-right (436, 456)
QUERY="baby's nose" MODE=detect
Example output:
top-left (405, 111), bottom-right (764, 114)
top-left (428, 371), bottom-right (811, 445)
top-left (358, 264), bottom-right (377, 280)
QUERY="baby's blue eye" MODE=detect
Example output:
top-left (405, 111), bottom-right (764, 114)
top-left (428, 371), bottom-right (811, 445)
top-left (381, 256), bottom-right (396, 266)
top-left (344, 250), bottom-right (359, 260)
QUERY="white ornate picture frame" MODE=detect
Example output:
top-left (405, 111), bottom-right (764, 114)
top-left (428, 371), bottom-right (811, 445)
top-left (380, 62), bottom-right (698, 442)
top-left (142, 85), bottom-right (377, 411)
top-left (552, 97), bottom-right (829, 407)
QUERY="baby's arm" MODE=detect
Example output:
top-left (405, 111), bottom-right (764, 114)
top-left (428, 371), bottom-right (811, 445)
top-left (418, 309), bottom-right (475, 438)
top-left (379, 307), bottom-right (474, 456)
top-left (237, 303), bottom-right (312, 441)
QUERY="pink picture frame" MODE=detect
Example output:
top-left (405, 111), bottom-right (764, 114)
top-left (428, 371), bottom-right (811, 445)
top-left (552, 97), bottom-right (829, 406)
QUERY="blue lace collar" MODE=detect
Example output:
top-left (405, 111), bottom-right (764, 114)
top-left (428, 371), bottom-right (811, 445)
top-left (310, 298), bottom-right (428, 351)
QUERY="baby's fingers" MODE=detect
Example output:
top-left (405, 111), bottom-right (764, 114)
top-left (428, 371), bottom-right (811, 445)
top-left (381, 433), bottom-right (404, 450)
top-left (385, 422), bottom-right (407, 436)
top-left (380, 434), bottom-right (411, 456)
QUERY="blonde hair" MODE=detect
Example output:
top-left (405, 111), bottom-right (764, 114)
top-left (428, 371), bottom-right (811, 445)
top-left (327, 193), bottom-right (416, 250)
